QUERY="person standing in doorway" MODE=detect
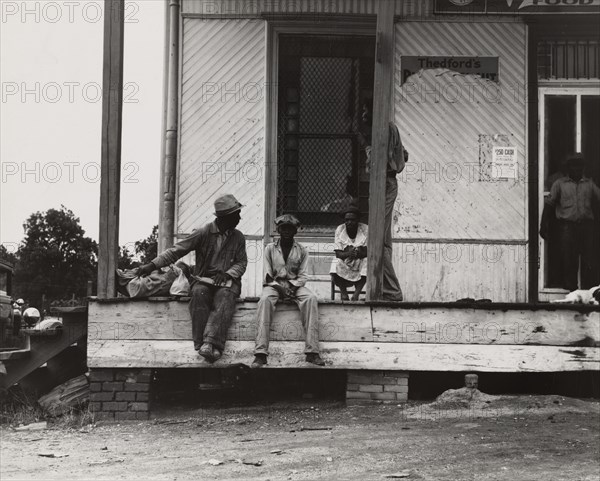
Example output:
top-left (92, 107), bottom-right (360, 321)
top-left (541, 154), bottom-right (600, 291)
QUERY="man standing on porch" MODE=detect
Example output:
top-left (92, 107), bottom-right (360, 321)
top-left (361, 103), bottom-right (408, 301)
top-left (252, 214), bottom-right (325, 368)
top-left (137, 194), bottom-right (247, 362)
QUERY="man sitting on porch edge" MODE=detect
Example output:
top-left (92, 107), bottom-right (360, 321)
top-left (252, 214), bottom-right (325, 368)
top-left (137, 194), bottom-right (247, 362)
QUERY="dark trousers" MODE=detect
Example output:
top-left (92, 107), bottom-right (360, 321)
top-left (557, 221), bottom-right (598, 291)
top-left (188, 283), bottom-right (239, 351)
top-left (383, 175), bottom-right (403, 299)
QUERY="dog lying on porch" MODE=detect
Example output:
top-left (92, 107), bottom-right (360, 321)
top-left (551, 285), bottom-right (600, 305)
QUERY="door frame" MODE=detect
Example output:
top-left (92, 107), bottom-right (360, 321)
top-left (537, 86), bottom-right (600, 300)
top-left (264, 19), bottom-right (377, 241)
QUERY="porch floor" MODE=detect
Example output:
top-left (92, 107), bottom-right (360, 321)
top-left (88, 298), bottom-right (600, 372)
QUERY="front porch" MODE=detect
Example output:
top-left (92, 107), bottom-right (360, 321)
top-left (88, 299), bottom-right (600, 371)
top-left (87, 299), bottom-right (599, 419)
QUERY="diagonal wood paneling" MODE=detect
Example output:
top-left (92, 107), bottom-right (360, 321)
top-left (177, 19), bottom-right (266, 237)
top-left (394, 21), bottom-right (528, 241)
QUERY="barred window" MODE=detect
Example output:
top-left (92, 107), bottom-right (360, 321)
top-left (537, 39), bottom-right (600, 80)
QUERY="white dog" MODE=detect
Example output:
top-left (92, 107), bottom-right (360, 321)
top-left (551, 285), bottom-right (600, 305)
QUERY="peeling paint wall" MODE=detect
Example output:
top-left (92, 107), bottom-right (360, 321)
top-left (394, 21), bottom-right (527, 241)
top-left (391, 20), bottom-right (529, 301)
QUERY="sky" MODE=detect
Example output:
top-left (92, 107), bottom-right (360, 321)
top-left (1, 0), bottom-right (165, 255)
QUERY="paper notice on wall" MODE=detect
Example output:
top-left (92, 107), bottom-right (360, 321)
top-left (491, 146), bottom-right (517, 179)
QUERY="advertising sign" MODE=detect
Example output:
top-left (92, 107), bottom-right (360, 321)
top-left (401, 56), bottom-right (499, 84)
top-left (491, 146), bottom-right (518, 179)
top-left (434, 0), bottom-right (600, 14)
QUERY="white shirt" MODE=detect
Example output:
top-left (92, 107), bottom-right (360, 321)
top-left (330, 223), bottom-right (368, 282)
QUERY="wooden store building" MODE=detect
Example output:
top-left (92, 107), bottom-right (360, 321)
top-left (84, 0), bottom-right (600, 418)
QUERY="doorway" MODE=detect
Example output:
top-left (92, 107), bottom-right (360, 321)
top-left (275, 35), bottom-right (375, 231)
top-left (538, 88), bottom-right (600, 298)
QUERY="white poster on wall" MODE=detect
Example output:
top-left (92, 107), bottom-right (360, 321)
top-left (491, 146), bottom-right (518, 179)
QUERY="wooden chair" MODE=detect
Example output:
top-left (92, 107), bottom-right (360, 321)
top-left (330, 275), bottom-right (366, 301)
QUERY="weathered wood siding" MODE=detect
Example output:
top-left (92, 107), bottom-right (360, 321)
top-left (393, 241), bottom-right (528, 302)
top-left (392, 20), bottom-right (528, 301)
top-left (394, 21), bottom-right (527, 241)
top-left (177, 18), bottom-right (266, 238)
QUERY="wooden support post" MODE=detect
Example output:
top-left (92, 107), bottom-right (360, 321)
top-left (97, 0), bottom-right (125, 299)
top-left (366, 0), bottom-right (395, 301)
top-left (158, 0), bottom-right (180, 252)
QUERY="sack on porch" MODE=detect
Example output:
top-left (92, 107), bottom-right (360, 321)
top-left (116, 266), bottom-right (179, 298)
top-left (169, 263), bottom-right (190, 296)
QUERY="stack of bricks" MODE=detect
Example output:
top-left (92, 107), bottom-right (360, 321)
top-left (89, 368), bottom-right (153, 421)
top-left (346, 371), bottom-right (409, 405)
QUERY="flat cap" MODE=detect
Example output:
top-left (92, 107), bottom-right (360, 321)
top-left (274, 214), bottom-right (301, 228)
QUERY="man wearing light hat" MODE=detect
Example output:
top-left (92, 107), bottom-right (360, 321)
top-left (138, 194), bottom-right (247, 362)
top-left (252, 214), bottom-right (325, 367)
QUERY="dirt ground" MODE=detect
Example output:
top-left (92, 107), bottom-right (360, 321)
top-left (1, 394), bottom-right (599, 481)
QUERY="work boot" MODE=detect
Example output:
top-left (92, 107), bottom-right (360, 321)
top-left (306, 353), bottom-right (325, 366)
top-left (212, 348), bottom-right (222, 362)
top-left (252, 354), bottom-right (267, 368)
top-left (198, 343), bottom-right (214, 362)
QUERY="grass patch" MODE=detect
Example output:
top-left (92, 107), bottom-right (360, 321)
top-left (0, 385), bottom-right (95, 428)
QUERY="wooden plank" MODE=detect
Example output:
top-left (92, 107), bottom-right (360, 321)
top-left (97, 0), bottom-right (125, 298)
top-left (88, 340), bottom-right (600, 372)
top-left (0, 349), bottom-right (30, 361)
top-left (372, 308), bottom-right (600, 346)
top-left (367, 0), bottom-right (395, 301)
top-left (88, 301), bottom-right (373, 342)
top-left (392, 242), bottom-right (527, 303)
top-left (89, 300), bottom-right (599, 346)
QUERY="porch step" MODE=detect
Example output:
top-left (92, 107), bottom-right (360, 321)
top-left (0, 349), bottom-right (31, 361)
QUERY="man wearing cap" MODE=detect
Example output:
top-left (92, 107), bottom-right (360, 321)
top-left (360, 103), bottom-right (407, 301)
top-left (541, 154), bottom-right (600, 291)
top-left (252, 214), bottom-right (325, 367)
top-left (330, 203), bottom-right (368, 301)
top-left (137, 194), bottom-right (247, 362)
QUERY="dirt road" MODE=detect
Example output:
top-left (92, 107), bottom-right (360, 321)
top-left (1, 395), bottom-right (599, 481)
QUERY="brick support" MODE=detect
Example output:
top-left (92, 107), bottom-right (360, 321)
top-left (89, 368), bottom-right (153, 421)
top-left (346, 371), bottom-right (409, 405)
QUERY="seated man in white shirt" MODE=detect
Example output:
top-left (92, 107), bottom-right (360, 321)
top-left (331, 203), bottom-right (368, 301)
top-left (252, 214), bottom-right (325, 367)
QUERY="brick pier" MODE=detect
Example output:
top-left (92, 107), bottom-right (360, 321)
top-left (89, 368), bottom-right (153, 421)
top-left (346, 371), bottom-right (409, 405)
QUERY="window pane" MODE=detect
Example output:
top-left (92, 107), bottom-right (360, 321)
top-left (544, 95), bottom-right (576, 191)
top-left (543, 95), bottom-right (576, 289)
top-left (297, 138), bottom-right (353, 212)
top-left (581, 95), bottom-right (600, 185)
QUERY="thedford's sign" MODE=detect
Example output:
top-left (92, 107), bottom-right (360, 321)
top-left (401, 56), bottom-right (499, 84)
top-left (435, 0), bottom-right (600, 14)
